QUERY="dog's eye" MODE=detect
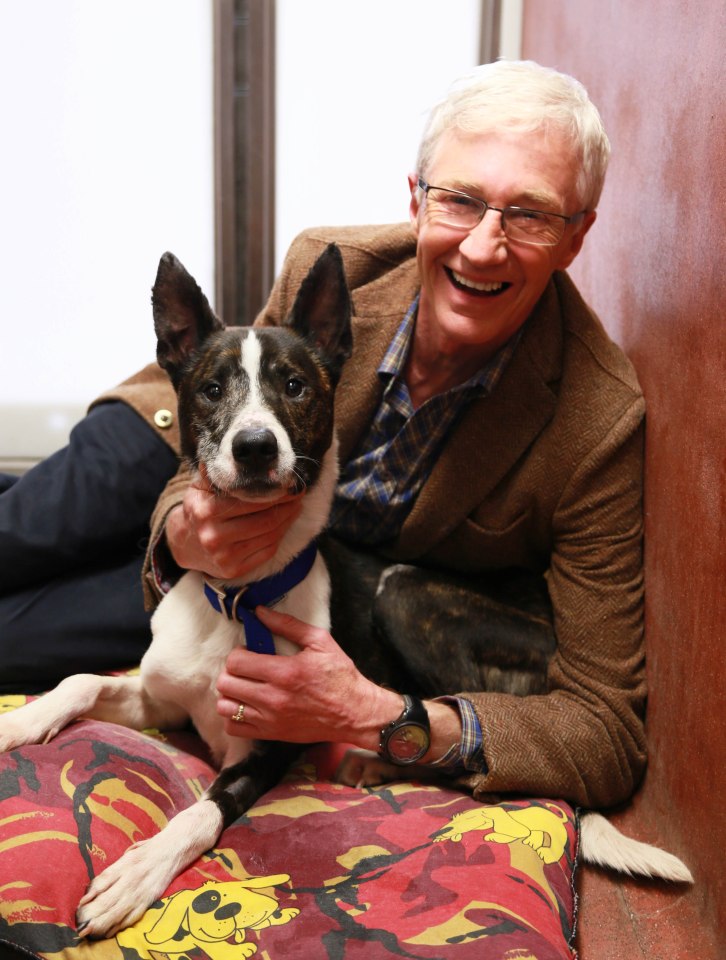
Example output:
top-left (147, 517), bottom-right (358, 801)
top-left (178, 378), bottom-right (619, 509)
top-left (203, 382), bottom-right (222, 402)
top-left (285, 377), bottom-right (305, 398)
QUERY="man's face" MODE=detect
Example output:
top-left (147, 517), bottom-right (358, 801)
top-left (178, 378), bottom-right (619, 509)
top-left (409, 127), bottom-right (596, 363)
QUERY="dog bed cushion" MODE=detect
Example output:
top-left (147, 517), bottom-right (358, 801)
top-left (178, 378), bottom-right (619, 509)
top-left (0, 697), bottom-right (578, 960)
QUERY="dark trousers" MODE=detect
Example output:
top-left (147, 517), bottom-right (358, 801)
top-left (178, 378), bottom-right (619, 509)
top-left (0, 402), bottom-right (178, 693)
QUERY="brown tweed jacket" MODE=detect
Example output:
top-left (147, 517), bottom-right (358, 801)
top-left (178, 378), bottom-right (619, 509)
top-left (99, 223), bottom-right (646, 809)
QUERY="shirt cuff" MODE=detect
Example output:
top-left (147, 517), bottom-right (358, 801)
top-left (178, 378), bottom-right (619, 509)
top-left (430, 696), bottom-right (488, 775)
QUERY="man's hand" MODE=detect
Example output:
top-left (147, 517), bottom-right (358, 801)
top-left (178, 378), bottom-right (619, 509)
top-left (215, 606), bottom-right (401, 749)
top-left (166, 468), bottom-right (303, 580)
top-left (215, 606), bottom-right (464, 763)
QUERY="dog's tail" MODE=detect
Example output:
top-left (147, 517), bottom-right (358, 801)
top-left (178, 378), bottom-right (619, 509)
top-left (579, 812), bottom-right (693, 883)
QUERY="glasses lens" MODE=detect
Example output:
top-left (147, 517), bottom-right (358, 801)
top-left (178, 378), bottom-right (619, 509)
top-left (425, 187), bottom-right (482, 229)
top-left (504, 208), bottom-right (564, 245)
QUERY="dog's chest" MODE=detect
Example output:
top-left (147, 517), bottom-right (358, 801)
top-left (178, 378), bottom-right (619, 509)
top-left (143, 573), bottom-right (246, 759)
top-left (143, 562), bottom-right (330, 765)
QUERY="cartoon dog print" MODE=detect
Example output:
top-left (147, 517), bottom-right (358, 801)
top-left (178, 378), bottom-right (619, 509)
top-left (115, 877), bottom-right (299, 959)
top-left (434, 803), bottom-right (569, 864)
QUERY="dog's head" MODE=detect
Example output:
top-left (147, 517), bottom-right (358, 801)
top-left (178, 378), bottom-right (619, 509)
top-left (151, 245), bottom-right (352, 498)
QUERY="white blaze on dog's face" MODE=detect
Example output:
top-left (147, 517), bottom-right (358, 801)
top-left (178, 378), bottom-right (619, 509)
top-left (181, 325), bottom-right (337, 498)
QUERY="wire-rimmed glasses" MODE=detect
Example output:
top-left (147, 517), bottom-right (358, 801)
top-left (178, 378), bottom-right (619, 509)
top-left (417, 177), bottom-right (585, 246)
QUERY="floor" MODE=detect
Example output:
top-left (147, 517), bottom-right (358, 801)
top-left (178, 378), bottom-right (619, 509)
top-left (575, 856), bottom-right (721, 959)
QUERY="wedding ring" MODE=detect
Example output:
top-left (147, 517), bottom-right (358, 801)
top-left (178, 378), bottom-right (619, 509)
top-left (232, 702), bottom-right (246, 723)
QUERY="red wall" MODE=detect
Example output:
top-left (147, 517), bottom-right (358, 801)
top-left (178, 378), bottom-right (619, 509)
top-left (521, 0), bottom-right (726, 936)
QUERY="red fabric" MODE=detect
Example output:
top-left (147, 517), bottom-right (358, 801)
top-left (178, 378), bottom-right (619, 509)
top-left (0, 714), bottom-right (577, 959)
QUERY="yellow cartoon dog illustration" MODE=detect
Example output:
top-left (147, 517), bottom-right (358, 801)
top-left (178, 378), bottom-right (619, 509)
top-left (116, 876), bottom-right (299, 959)
top-left (434, 804), bottom-right (569, 864)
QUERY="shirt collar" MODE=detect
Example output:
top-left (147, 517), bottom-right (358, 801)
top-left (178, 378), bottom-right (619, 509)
top-left (378, 296), bottom-right (418, 381)
top-left (378, 295), bottom-right (527, 398)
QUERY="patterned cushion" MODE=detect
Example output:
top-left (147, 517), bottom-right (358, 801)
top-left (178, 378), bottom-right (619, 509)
top-left (0, 698), bottom-right (578, 959)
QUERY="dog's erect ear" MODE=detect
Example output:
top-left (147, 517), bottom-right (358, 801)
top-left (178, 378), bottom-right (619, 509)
top-left (286, 244), bottom-right (353, 379)
top-left (152, 252), bottom-right (223, 382)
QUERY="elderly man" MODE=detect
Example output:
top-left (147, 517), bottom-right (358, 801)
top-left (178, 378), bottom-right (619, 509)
top-left (0, 61), bottom-right (645, 810)
top-left (153, 60), bottom-right (646, 809)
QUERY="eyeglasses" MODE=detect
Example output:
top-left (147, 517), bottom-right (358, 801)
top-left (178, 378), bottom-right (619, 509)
top-left (417, 177), bottom-right (586, 246)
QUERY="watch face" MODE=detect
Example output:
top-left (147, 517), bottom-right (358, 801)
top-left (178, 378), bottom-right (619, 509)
top-left (388, 723), bottom-right (429, 762)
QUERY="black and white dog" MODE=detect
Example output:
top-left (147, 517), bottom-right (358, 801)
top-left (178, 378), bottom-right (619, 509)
top-left (0, 244), bottom-right (691, 939)
top-left (0, 244), bottom-right (353, 937)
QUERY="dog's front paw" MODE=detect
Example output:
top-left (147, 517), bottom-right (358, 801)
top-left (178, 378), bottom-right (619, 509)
top-left (335, 748), bottom-right (400, 788)
top-left (0, 710), bottom-right (43, 753)
top-left (76, 841), bottom-right (171, 939)
top-left (0, 712), bottom-right (23, 753)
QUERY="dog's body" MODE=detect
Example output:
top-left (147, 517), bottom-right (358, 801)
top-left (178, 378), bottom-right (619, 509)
top-left (0, 245), bottom-right (353, 937)
top-left (0, 245), bottom-right (692, 939)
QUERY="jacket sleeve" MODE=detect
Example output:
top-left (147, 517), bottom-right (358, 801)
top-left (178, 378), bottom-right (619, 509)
top-left (458, 405), bottom-right (646, 809)
top-left (90, 362), bottom-right (180, 454)
top-left (141, 461), bottom-right (194, 609)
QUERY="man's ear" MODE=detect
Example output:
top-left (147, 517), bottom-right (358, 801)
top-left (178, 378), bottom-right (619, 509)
top-left (556, 210), bottom-right (597, 270)
top-left (408, 172), bottom-right (422, 235)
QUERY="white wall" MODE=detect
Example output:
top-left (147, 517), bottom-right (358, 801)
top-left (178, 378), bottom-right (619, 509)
top-left (1, 0), bottom-right (522, 462)
top-left (275, 0), bottom-right (482, 269)
top-left (0, 0), bottom-right (214, 459)
top-left (499, 0), bottom-right (524, 60)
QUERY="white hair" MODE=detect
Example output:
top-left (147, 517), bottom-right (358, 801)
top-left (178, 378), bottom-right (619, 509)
top-left (416, 59), bottom-right (611, 210)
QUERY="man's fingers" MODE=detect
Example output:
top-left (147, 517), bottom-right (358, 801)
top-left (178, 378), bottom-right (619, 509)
top-left (253, 605), bottom-right (328, 648)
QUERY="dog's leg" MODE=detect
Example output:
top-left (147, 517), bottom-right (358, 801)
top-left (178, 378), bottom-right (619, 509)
top-left (76, 797), bottom-right (226, 938)
top-left (75, 741), bottom-right (301, 939)
top-left (0, 673), bottom-right (188, 752)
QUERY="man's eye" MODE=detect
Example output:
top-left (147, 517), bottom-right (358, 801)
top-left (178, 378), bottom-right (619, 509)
top-left (450, 195), bottom-right (478, 208)
top-left (509, 208), bottom-right (547, 222)
top-left (437, 193), bottom-right (478, 212)
top-left (203, 382), bottom-right (222, 401)
top-left (285, 377), bottom-right (305, 398)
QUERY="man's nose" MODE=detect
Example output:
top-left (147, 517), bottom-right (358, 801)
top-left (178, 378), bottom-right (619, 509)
top-left (459, 208), bottom-right (508, 262)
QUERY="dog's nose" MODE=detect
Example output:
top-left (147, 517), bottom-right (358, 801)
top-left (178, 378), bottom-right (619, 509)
top-left (232, 428), bottom-right (279, 468)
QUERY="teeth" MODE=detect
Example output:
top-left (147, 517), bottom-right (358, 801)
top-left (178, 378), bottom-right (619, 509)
top-left (452, 270), bottom-right (503, 293)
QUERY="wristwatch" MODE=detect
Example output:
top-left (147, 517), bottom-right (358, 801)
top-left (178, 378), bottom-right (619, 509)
top-left (379, 694), bottom-right (431, 765)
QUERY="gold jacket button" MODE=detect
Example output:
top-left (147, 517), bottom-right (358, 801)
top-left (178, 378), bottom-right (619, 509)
top-left (154, 409), bottom-right (174, 429)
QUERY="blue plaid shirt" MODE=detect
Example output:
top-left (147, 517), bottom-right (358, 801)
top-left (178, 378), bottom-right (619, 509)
top-left (330, 297), bottom-right (523, 546)
top-left (330, 298), bottom-right (524, 775)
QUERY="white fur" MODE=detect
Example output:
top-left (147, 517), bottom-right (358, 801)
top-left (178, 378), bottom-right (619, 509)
top-left (579, 812), bottom-right (693, 883)
top-left (76, 800), bottom-right (225, 938)
top-left (205, 331), bottom-right (297, 490)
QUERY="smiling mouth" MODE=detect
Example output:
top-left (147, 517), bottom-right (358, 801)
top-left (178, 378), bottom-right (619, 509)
top-left (446, 267), bottom-right (510, 296)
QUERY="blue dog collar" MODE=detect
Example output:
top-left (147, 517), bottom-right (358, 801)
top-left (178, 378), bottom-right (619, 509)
top-left (203, 541), bottom-right (318, 654)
